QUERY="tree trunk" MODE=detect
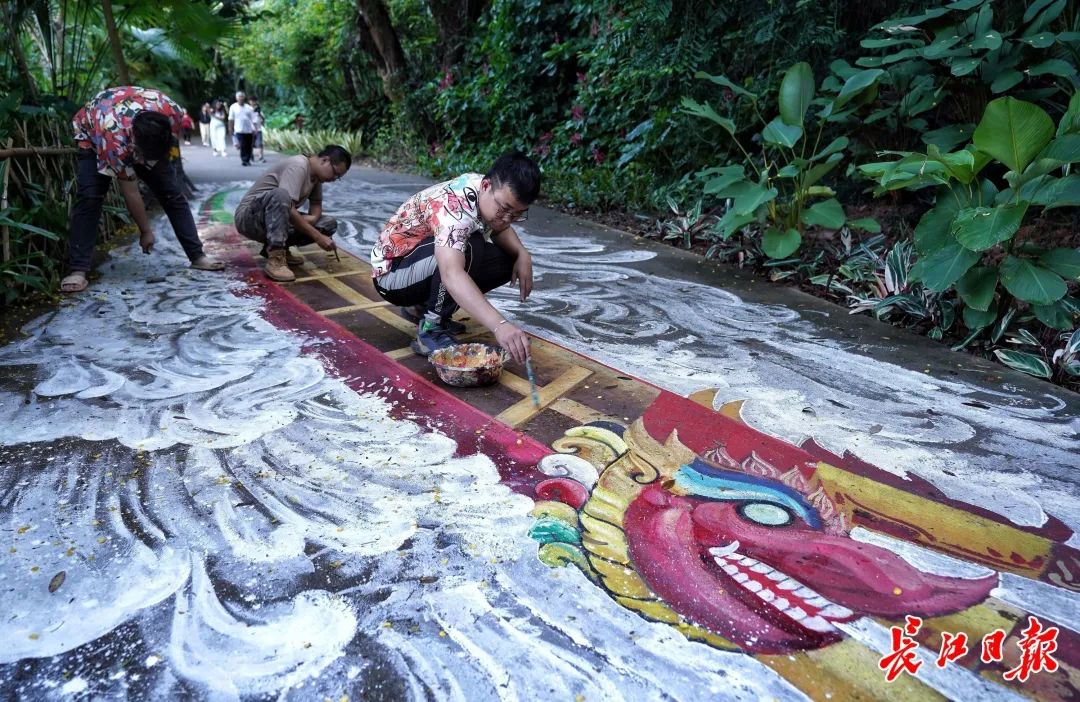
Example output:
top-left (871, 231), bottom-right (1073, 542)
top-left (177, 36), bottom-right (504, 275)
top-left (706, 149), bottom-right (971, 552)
top-left (101, 0), bottom-right (130, 85)
top-left (2, 9), bottom-right (40, 102)
top-left (426, 0), bottom-right (487, 67)
top-left (355, 0), bottom-right (408, 103)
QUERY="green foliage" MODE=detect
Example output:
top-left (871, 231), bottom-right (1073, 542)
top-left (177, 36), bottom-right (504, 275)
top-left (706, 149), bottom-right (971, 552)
top-left (860, 94), bottom-right (1080, 344)
top-left (683, 62), bottom-right (883, 258)
top-left (858, 0), bottom-right (1080, 139)
top-left (264, 128), bottom-right (365, 159)
top-left (221, 0), bottom-right (388, 132)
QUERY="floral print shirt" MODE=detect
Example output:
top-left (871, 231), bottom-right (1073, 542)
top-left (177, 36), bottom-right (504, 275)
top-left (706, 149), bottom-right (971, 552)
top-left (371, 173), bottom-right (491, 277)
top-left (72, 86), bottom-right (185, 180)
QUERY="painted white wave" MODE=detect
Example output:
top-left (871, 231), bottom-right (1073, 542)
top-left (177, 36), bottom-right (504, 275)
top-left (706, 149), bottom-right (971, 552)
top-left (0, 197), bottom-right (807, 700)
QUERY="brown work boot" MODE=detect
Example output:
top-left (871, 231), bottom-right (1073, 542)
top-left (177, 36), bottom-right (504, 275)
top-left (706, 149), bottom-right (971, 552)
top-left (264, 249), bottom-right (296, 282)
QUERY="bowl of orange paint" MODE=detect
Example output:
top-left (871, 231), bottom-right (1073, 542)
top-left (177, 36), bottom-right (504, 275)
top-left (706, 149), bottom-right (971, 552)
top-left (429, 343), bottom-right (507, 387)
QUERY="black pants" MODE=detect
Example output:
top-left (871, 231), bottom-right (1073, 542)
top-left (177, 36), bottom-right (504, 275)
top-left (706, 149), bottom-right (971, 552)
top-left (374, 233), bottom-right (514, 320)
top-left (68, 148), bottom-right (205, 272)
top-left (237, 132), bottom-right (254, 165)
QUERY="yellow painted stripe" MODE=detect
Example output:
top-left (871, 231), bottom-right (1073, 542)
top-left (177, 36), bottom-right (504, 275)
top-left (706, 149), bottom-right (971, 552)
top-left (495, 366), bottom-right (592, 427)
top-left (549, 397), bottom-right (620, 424)
top-left (291, 269), bottom-right (368, 282)
top-left (368, 306), bottom-right (420, 334)
top-left (321, 300), bottom-right (392, 315)
top-left (761, 639), bottom-right (945, 702)
top-left (815, 461), bottom-right (1052, 576)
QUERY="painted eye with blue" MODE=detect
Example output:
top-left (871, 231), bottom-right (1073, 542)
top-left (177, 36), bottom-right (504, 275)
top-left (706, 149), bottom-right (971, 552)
top-left (673, 458), bottom-right (821, 530)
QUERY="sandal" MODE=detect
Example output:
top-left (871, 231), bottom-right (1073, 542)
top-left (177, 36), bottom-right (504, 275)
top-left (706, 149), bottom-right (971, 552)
top-left (60, 272), bottom-right (88, 294)
top-left (190, 256), bottom-right (225, 271)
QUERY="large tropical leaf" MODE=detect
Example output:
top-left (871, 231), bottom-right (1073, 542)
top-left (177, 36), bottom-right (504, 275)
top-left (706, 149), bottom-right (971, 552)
top-left (710, 180), bottom-right (777, 216)
top-left (800, 199), bottom-right (845, 229)
top-left (963, 304), bottom-right (998, 330)
top-left (973, 97), bottom-right (1054, 173)
top-left (951, 203), bottom-right (1028, 251)
top-left (1038, 248), bottom-right (1080, 280)
top-left (779, 63), bottom-right (814, 127)
top-left (1031, 299), bottom-right (1076, 330)
top-left (955, 266), bottom-right (998, 311)
top-left (832, 69), bottom-right (884, 111)
top-left (762, 117), bottom-right (803, 147)
top-left (909, 242), bottom-right (981, 291)
top-left (681, 98), bottom-right (735, 136)
top-left (762, 227), bottom-right (802, 259)
top-left (703, 166), bottom-right (747, 195)
top-left (695, 72), bottom-right (758, 101)
top-left (999, 256), bottom-right (1067, 304)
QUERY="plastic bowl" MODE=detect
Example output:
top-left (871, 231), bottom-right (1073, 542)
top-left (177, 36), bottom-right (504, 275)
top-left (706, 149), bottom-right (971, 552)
top-left (429, 343), bottom-right (507, 387)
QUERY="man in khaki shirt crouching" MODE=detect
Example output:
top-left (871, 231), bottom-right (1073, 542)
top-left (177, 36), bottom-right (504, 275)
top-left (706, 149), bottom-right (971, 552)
top-left (234, 145), bottom-right (351, 281)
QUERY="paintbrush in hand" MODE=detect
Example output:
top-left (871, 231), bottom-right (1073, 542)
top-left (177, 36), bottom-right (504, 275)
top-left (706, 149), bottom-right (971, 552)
top-left (524, 355), bottom-right (540, 409)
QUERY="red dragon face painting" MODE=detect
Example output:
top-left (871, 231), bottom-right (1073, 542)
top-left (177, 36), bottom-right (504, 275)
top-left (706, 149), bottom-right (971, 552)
top-left (531, 420), bottom-right (997, 655)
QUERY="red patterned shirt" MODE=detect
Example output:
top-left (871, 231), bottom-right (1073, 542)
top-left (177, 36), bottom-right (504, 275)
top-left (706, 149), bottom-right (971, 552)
top-left (72, 86), bottom-right (185, 180)
top-left (371, 173), bottom-right (491, 277)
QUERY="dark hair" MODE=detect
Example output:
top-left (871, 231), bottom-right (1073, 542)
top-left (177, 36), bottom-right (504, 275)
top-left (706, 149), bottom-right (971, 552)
top-left (131, 111), bottom-right (173, 160)
top-left (486, 150), bottom-right (541, 204)
top-left (318, 145), bottom-right (352, 171)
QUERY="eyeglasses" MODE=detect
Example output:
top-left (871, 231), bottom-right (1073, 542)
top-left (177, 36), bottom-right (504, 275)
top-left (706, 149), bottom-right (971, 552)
top-left (331, 163), bottom-right (347, 181)
top-left (492, 195), bottom-right (529, 223)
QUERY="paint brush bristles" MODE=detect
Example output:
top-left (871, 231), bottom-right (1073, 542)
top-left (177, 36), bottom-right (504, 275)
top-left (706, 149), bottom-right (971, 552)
top-left (525, 357), bottom-right (540, 408)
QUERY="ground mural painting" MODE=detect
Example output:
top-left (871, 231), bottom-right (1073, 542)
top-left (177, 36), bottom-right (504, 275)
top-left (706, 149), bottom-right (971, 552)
top-left (211, 186), bottom-right (1079, 699)
top-left (0, 184), bottom-right (1073, 700)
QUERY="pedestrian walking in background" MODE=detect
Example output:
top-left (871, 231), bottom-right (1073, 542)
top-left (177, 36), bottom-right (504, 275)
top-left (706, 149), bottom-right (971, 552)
top-left (198, 102), bottom-right (212, 146)
top-left (61, 85), bottom-right (225, 293)
top-left (228, 91), bottom-right (255, 166)
top-left (210, 100), bottom-right (228, 157)
top-left (250, 96), bottom-right (266, 163)
top-left (179, 111), bottom-right (194, 145)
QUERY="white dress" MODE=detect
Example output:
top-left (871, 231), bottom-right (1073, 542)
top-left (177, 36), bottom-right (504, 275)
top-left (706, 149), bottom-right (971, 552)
top-left (209, 113), bottom-right (227, 155)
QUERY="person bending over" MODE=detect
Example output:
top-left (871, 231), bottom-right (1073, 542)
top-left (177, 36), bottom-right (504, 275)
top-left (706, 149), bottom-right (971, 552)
top-left (234, 145), bottom-right (350, 281)
top-left (62, 85), bottom-right (224, 293)
top-left (371, 150), bottom-right (539, 364)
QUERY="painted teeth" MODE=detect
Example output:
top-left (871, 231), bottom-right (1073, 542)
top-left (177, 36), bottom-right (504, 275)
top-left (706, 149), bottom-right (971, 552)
top-left (708, 540), bottom-right (741, 558)
top-left (801, 615), bottom-right (835, 632)
top-left (709, 552), bottom-right (850, 628)
top-left (817, 604), bottom-right (854, 619)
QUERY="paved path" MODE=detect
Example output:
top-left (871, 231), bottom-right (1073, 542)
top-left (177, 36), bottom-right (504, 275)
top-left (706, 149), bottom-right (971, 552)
top-left (0, 143), bottom-right (1076, 700)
